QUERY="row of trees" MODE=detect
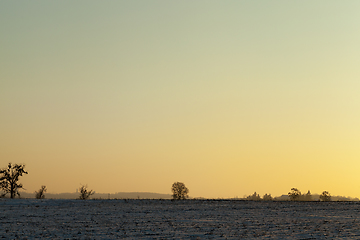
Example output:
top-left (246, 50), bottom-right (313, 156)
top-left (173, 185), bottom-right (332, 202)
top-left (0, 163), bottom-right (94, 200)
top-left (244, 188), bottom-right (332, 201)
top-left (0, 163), bottom-right (186, 200)
top-left (288, 188), bottom-right (331, 202)
top-left (0, 163), bottom-right (333, 202)
top-left (245, 192), bottom-right (273, 201)
top-left (0, 163), bottom-right (184, 200)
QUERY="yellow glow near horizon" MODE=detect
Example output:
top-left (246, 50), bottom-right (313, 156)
top-left (1, 1), bottom-right (360, 199)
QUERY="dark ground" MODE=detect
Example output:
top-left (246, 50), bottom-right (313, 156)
top-left (1, 199), bottom-right (360, 239)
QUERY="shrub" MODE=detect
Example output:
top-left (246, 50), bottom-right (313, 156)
top-left (78, 185), bottom-right (94, 200)
top-left (35, 186), bottom-right (47, 199)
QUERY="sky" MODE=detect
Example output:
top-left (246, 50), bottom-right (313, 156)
top-left (1, 1), bottom-right (360, 199)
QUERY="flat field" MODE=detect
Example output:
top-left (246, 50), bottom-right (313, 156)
top-left (1, 199), bottom-right (360, 239)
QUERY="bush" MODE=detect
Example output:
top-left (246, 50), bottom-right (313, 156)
top-left (263, 193), bottom-right (273, 201)
top-left (78, 185), bottom-right (94, 200)
top-left (320, 191), bottom-right (331, 201)
top-left (288, 188), bottom-right (301, 201)
top-left (35, 186), bottom-right (47, 199)
top-left (246, 192), bottom-right (261, 201)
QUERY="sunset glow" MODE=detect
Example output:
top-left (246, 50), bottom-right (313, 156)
top-left (1, 1), bottom-right (360, 199)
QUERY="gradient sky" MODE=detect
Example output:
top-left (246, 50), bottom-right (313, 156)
top-left (1, 1), bottom-right (360, 199)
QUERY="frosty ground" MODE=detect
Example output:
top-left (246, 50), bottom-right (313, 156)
top-left (1, 199), bottom-right (360, 239)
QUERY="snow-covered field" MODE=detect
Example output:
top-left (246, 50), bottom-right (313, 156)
top-left (1, 199), bottom-right (360, 239)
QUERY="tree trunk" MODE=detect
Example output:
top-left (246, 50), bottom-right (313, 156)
top-left (10, 182), bottom-right (14, 199)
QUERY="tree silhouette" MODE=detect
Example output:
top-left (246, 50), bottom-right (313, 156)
top-left (0, 163), bottom-right (28, 198)
top-left (35, 185), bottom-right (47, 199)
top-left (320, 191), bottom-right (331, 202)
top-left (288, 188), bottom-right (301, 201)
top-left (171, 182), bottom-right (189, 200)
top-left (246, 192), bottom-right (261, 201)
top-left (78, 185), bottom-right (94, 200)
top-left (263, 193), bottom-right (273, 201)
top-left (303, 190), bottom-right (312, 201)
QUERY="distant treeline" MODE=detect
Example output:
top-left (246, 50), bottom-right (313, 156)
top-left (14, 192), bottom-right (173, 200)
top-left (239, 189), bottom-right (360, 202)
top-left (1, 163), bottom-right (359, 201)
top-left (2, 191), bottom-right (359, 201)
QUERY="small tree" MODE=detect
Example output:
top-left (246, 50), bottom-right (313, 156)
top-left (35, 185), bottom-right (47, 199)
top-left (246, 192), bottom-right (261, 201)
top-left (263, 193), bottom-right (273, 201)
top-left (78, 185), bottom-right (94, 200)
top-left (304, 190), bottom-right (312, 201)
top-left (320, 191), bottom-right (331, 202)
top-left (288, 188), bottom-right (301, 201)
top-left (171, 182), bottom-right (189, 200)
top-left (0, 163), bottom-right (28, 198)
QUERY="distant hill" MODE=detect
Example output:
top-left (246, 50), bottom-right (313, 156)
top-left (16, 192), bottom-right (172, 199)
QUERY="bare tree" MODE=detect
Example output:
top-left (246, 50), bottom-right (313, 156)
top-left (171, 182), bottom-right (189, 200)
top-left (78, 185), bottom-right (94, 200)
top-left (320, 191), bottom-right (331, 202)
top-left (288, 188), bottom-right (301, 201)
top-left (0, 163), bottom-right (28, 198)
top-left (35, 185), bottom-right (47, 199)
